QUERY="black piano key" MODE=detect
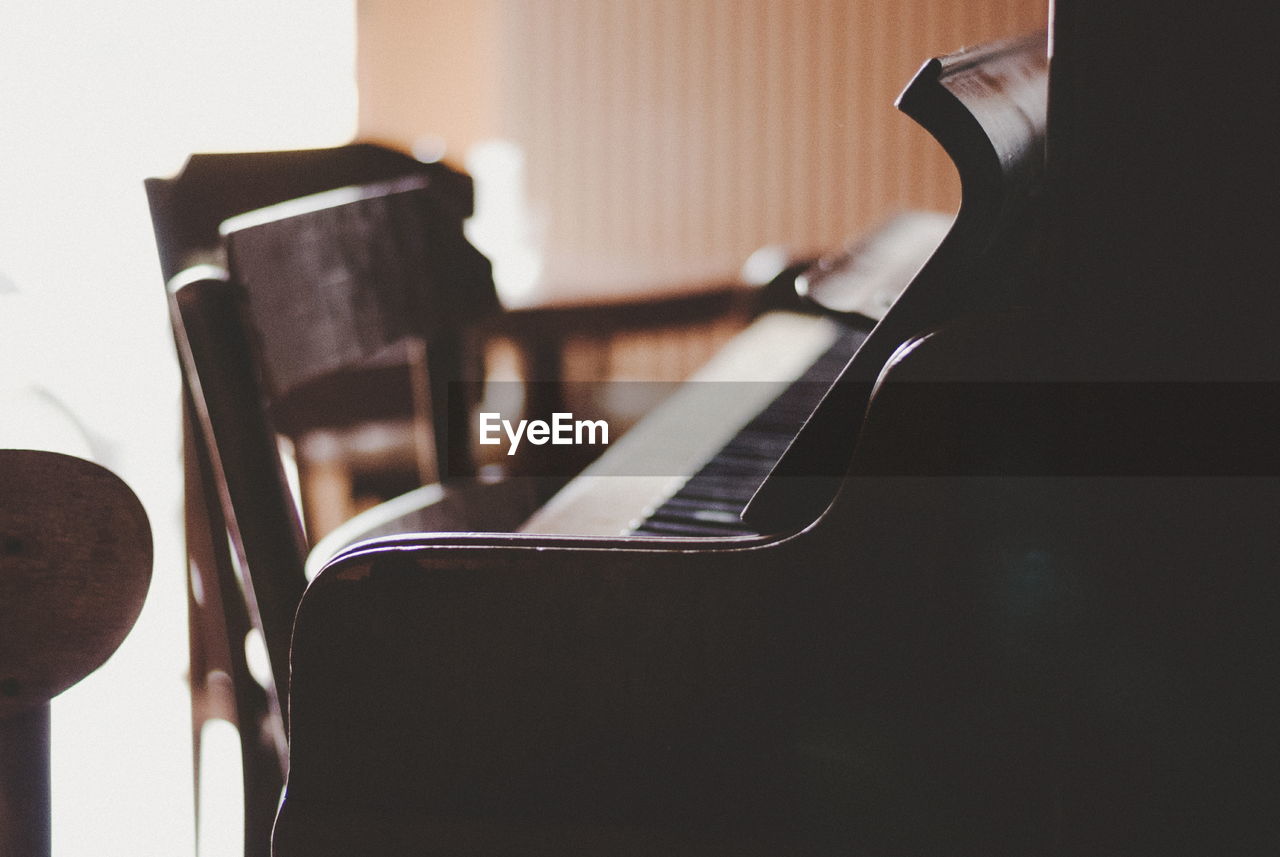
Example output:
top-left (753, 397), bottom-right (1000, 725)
top-left (658, 497), bottom-right (746, 516)
top-left (631, 518), bottom-right (756, 538)
top-left (630, 322), bottom-right (869, 537)
top-left (678, 476), bottom-right (760, 499)
top-left (648, 507), bottom-right (743, 526)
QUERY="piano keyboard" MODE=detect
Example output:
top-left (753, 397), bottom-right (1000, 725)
top-left (519, 212), bottom-right (946, 537)
top-left (518, 312), bottom-right (866, 536)
top-left (630, 320), bottom-right (868, 537)
top-left (307, 213), bottom-right (947, 556)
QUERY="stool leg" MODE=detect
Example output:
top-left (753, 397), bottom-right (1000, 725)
top-left (0, 702), bottom-right (51, 857)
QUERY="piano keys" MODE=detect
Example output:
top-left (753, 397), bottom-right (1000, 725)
top-left (517, 311), bottom-right (851, 536)
top-left (629, 320), bottom-right (867, 537)
top-left (520, 211), bottom-right (949, 537)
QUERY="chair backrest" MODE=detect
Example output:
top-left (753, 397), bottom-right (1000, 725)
top-left (220, 177), bottom-right (492, 410)
top-left (145, 142), bottom-right (474, 284)
top-left (148, 142), bottom-right (495, 470)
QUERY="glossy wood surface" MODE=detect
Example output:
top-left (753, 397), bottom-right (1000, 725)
top-left (275, 34), bottom-right (1058, 856)
top-left (745, 31), bottom-right (1049, 531)
top-left (283, 323), bottom-right (1280, 855)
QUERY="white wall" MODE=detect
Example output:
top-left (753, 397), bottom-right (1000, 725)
top-left (0, 2), bottom-right (357, 854)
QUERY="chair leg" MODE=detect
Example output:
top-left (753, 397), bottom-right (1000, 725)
top-left (184, 402), bottom-right (217, 843)
top-left (427, 332), bottom-right (478, 480)
top-left (184, 396), bottom-right (285, 857)
top-left (295, 435), bottom-right (357, 543)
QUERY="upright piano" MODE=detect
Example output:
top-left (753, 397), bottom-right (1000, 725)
top-left (277, 4), bottom-right (1280, 852)
top-left (279, 32), bottom-right (1056, 855)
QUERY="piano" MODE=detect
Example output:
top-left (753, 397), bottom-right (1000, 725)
top-left (279, 32), bottom-right (1063, 856)
top-left (279, 3), bottom-right (1280, 851)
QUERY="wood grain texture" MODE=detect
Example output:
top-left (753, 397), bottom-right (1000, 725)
top-left (149, 143), bottom-right (489, 857)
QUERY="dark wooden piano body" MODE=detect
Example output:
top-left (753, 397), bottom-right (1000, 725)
top-left (275, 5), bottom-right (1279, 853)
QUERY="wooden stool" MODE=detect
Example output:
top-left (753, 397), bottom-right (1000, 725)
top-left (0, 450), bottom-right (151, 857)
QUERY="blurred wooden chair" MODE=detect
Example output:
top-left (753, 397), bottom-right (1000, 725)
top-left (147, 143), bottom-right (490, 535)
top-left (166, 177), bottom-right (542, 857)
top-left (147, 145), bottom-right (493, 857)
top-left (147, 143), bottom-right (475, 280)
top-left (0, 450), bottom-right (151, 857)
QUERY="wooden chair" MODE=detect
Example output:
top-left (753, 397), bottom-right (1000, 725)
top-left (154, 162), bottom-right (492, 842)
top-left (147, 143), bottom-right (491, 534)
top-left (0, 450), bottom-right (151, 857)
top-left (166, 177), bottom-right (534, 857)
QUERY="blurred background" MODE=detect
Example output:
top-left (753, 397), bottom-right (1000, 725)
top-left (0, 0), bottom-right (1044, 853)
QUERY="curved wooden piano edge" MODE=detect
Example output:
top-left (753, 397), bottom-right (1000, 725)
top-left (280, 310), bottom-right (1280, 854)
